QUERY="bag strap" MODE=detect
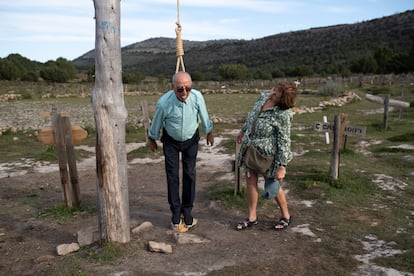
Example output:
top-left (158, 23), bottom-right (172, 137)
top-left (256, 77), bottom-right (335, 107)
top-left (249, 105), bottom-right (261, 139)
top-left (243, 103), bottom-right (262, 156)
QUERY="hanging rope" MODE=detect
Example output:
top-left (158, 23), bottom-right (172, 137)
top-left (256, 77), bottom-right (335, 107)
top-left (175, 0), bottom-right (185, 72)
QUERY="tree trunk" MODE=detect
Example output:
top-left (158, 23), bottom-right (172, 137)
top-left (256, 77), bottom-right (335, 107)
top-left (92, 0), bottom-right (130, 243)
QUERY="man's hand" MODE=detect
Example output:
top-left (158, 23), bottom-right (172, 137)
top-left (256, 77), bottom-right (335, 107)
top-left (206, 132), bottom-right (214, 146)
top-left (148, 138), bottom-right (158, 152)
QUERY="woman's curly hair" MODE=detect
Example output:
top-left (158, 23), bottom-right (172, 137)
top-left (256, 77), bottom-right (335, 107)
top-left (276, 82), bottom-right (297, 110)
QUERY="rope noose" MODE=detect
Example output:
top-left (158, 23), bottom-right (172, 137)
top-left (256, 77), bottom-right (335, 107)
top-left (175, 0), bottom-right (185, 73)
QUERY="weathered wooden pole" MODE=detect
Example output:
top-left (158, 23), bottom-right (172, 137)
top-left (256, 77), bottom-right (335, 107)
top-left (234, 140), bottom-right (241, 195)
top-left (338, 113), bottom-right (347, 150)
top-left (399, 74), bottom-right (405, 120)
top-left (52, 108), bottom-right (72, 207)
top-left (329, 115), bottom-right (341, 180)
top-left (365, 93), bottom-right (410, 131)
top-left (39, 106), bottom-right (87, 207)
top-left (62, 116), bottom-right (81, 206)
top-left (92, 0), bottom-right (130, 243)
top-left (383, 94), bottom-right (390, 131)
top-left (141, 100), bottom-right (150, 145)
top-left (365, 93), bottom-right (410, 108)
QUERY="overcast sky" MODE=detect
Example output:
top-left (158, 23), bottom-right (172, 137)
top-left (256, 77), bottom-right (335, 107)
top-left (0, 0), bottom-right (412, 62)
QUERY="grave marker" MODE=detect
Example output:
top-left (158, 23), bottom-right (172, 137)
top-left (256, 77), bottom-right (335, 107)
top-left (314, 113), bottom-right (367, 180)
top-left (38, 107), bottom-right (87, 207)
top-left (314, 122), bottom-right (366, 136)
top-left (365, 93), bottom-right (410, 131)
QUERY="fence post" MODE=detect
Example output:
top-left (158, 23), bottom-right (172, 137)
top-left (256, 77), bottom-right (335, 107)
top-left (52, 109), bottom-right (72, 207)
top-left (339, 113), bottom-right (348, 150)
top-left (141, 100), bottom-right (150, 144)
top-left (234, 140), bottom-right (241, 195)
top-left (330, 115), bottom-right (340, 180)
top-left (399, 74), bottom-right (406, 120)
top-left (62, 116), bottom-right (81, 206)
top-left (383, 94), bottom-right (390, 131)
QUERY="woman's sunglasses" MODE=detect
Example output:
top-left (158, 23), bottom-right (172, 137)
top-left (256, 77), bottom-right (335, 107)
top-left (176, 86), bottom-right (192, 93)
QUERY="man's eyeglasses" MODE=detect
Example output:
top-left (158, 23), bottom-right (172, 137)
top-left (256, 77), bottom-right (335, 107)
top-left (176, 86), bottom-right (192, 93)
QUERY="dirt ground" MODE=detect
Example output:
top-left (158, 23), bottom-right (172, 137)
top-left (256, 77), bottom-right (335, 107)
top-left (0, 135), bottom-right (408, 275)
top-left (0, 134), bottom-right (311, 276)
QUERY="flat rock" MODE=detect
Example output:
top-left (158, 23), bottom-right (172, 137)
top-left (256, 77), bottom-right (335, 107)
top-left (56, 242), bottom-right (80, 256)
top-left (131, 221), bottom-right (153, 234)
top-left (77, 226), bottom-right (100, 246)
top-left (173, 232), bottom-right (211, 244)
top-left (148, 241), bottom-right (173, 254)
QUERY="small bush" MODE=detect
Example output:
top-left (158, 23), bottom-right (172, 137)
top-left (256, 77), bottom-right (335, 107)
top-left (318, 80), bottom-right (345, 97)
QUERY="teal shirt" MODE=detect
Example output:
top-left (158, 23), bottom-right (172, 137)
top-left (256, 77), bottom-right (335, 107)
top-left (149, 89), bottom-right (213, 142)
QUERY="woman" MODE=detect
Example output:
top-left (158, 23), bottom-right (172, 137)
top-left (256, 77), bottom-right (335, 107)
top-left (235, 82), bottom-right (297, 231)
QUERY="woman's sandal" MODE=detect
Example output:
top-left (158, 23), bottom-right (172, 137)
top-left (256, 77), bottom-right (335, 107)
top-left (274, 216), bottom-right (293, 231)
top-left (235, 218), bottom-right (258, 231)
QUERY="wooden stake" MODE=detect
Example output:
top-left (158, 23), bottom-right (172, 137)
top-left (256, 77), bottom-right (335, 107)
top-left (62, 116), bottom-right (81, 206)
top-left (383, 94), bottom-right (390, 131)
top-left (330, 115), bottom-right (340, 180)
top-left (234, 140), bottom-right (241, 195)
top-left (52, 110), bottom-right (72, 207)
top-left (339, 113), bottom-right (348, 151)
top-left (141, 100), bottom-right (150, 145)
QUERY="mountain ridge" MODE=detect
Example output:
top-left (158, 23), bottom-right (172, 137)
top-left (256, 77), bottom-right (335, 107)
top-left (73, 10), bottom-right (414, 79)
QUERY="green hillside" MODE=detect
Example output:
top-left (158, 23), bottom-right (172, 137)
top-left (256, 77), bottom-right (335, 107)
top-left (73, 10), bottom-right (414, 79)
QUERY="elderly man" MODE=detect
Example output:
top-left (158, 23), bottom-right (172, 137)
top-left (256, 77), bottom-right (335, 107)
top-left (148, 71), bottom-right (214, 232)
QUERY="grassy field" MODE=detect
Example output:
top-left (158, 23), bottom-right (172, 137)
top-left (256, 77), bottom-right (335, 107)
top-left (1, 77), bottom-right (413, 273)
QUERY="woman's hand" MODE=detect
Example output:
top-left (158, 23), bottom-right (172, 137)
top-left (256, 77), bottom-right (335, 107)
top-left (276, 166), bottom-right (286, 180)
top-left (236, 131), bottom-right (244, 144)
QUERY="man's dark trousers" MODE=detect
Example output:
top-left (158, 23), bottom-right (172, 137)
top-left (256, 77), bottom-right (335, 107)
top-left (161, 129), bottom-right (200, 225)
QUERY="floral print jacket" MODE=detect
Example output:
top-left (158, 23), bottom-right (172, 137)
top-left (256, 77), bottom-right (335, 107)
top-left (238, 91), bottom-right (293, 177)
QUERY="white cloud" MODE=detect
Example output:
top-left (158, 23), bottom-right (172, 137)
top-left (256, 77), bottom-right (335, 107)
top-left (0, 12), bottom-right (93, 41)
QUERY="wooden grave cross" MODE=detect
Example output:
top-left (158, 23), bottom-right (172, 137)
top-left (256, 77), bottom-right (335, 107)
top-left (314, 113), bottom-right (367, 180)
top-left (365, 93), bottom-right (410, 131)
top-left (38, 107), bottom-right (88, 207)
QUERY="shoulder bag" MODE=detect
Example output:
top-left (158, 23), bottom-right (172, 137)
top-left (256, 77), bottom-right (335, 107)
top-left (243, 106), bottom-right (274, 174)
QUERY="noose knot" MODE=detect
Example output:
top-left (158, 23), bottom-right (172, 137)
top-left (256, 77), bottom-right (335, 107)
top-left (175, 22), bottom-right (184, 57)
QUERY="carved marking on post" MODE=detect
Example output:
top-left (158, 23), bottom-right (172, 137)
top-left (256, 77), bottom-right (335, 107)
top-left (100, 21), bottom-right (116, 34)
top-left (314, 122), bottom-right (366, 136)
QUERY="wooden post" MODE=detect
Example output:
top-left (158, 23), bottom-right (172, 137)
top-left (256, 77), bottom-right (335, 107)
top-left (339, 113), bottom-right (347, 151)
top-left (383, 94), bottom-right (390, 131)
top-left (330, 115), bottom-right (340, 180)
top-left (38, 106), bottom-right (87, 207)
top-left (234, 140), bottom-right (241, 195)
top-left (399, 74), bottom-right (405, 120)
top-left (93, 0), bottom-right (130, 243)
top-left (365, 93), bottom-right (410, 108)
top-left (141, 100), bottom-right (150, 144)
top-left (62, 116), bottom-right (81, 206)
top-left (323, 115), bottom-right (329, 144)
top-left (52, 111), bottom-right (72, 207)
top-left (365, 93), bottom-right (410, 131)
